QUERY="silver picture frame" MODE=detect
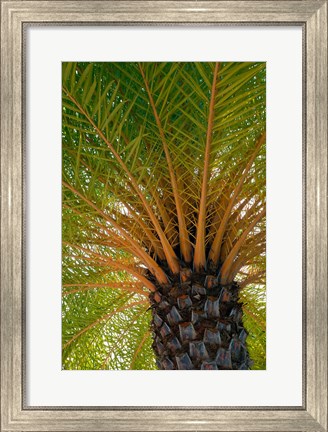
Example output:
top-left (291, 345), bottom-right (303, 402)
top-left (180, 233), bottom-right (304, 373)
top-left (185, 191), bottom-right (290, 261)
top-left (1, 1), bottom-right (327, 431)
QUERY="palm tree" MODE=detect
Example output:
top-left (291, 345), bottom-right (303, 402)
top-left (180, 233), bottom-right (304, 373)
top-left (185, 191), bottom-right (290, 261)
top-left (62, 62), bottom-right (266, 370)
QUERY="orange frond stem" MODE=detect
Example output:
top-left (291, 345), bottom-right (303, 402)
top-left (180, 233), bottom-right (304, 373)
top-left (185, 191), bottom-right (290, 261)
top-left (220, 209), bottom-right (266, 284)
top-left (208, 131), bottom-right (266, 267)
top-left (123, 201), bottom-right (165, 260)
top-left (194, 62), bottom-right (221, 272)
top-left (220, 199), bottom-right (264, 262)
top-left (206, 185), bottom-right (232, 245)
top-left (139, 64), bottom-right (192, 265)
top-left (228, 239), bottom-right (266, 282)
top-left (154, 177), bottom-right (179, 246)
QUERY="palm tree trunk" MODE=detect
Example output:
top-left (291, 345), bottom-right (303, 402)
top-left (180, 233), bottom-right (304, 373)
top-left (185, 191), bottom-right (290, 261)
top-left (150, 267), bottom-right (250, 370)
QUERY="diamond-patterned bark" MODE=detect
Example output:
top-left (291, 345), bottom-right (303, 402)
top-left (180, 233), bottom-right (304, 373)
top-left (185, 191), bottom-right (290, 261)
top-left (150, 269), bottom-right (250, 370)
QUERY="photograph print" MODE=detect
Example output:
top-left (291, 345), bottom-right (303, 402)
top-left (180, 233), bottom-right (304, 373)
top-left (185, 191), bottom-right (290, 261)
top-left (62, 62), bottom-right (266, 370)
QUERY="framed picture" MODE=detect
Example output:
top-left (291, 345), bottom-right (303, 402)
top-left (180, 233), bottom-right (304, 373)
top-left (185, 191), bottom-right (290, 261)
top-left (1, 1), bottom-right (327, 431)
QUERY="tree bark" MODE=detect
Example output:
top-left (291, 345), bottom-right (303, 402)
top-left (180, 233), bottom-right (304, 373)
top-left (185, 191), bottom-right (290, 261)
top-left (149, 267), bottom-right (250, 370)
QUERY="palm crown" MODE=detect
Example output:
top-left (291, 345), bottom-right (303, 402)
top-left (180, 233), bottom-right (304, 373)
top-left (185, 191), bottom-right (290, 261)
top-left (62, 62), bottom-right (266, 370)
